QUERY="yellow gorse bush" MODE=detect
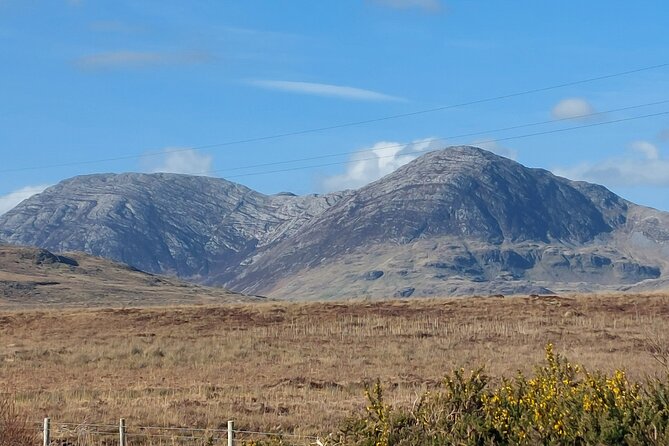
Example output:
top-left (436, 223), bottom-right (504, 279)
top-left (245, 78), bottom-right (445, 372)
top-left (334, 344), bottom-right (669, 446)
top-left (481, 344), bottom-right (644, 444)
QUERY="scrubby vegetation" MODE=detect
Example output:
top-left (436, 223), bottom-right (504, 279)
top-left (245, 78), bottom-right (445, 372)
top-left (333, 345), bottom-right (669, 446)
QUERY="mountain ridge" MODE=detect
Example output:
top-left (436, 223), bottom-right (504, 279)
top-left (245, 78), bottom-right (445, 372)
top-left (0, 172), bottom-right (351, 282)
top-left (1, 146), bottom-right (667, 299)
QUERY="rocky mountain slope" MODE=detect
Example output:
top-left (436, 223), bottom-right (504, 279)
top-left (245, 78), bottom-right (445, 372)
top-left (0, 245), bottom-right (261, 307)
top-left (227, 147), bottom-right (669, 297)
top-left (1, 146), bottom-right (668, 299)
top-left (0, 173), bottom-right (349, 282)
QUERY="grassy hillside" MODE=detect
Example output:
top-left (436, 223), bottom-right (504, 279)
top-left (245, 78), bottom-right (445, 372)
top-left (0, 245), bottom-right (260, 307)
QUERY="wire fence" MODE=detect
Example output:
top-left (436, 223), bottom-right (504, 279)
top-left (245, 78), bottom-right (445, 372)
top-left (37, 418), bottom-right (323, 446)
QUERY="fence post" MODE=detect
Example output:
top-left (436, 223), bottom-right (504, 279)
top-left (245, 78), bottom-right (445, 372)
top-left (43, 417), bottom-right (50, 446)
top-left (228, 420), bottom-right (234, 446)
top-left (119, 418), bottom-right (126, 446)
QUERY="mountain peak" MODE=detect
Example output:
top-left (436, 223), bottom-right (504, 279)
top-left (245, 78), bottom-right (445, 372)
top-left (411, 145), bottom-right (508, 165)
top-left (425, 144), bottom-right (500, 159)
top-left (331, 145), bottom-right (623, 244)
top-left (369, 146), bottom-right (513, 189)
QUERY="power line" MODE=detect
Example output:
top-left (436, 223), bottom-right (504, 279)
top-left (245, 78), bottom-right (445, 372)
top-left (180, 98), bottom-right (669, 176)
top-left (1, 62), bottom-right (667, 174)
top-left (115, 103), bottom-right (668, 178)
top-left (208, 108), bottom-right (669, 180)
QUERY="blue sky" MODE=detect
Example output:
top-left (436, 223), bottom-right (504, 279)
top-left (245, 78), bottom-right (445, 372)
top-left (1, 0), bottom-right (669, 214)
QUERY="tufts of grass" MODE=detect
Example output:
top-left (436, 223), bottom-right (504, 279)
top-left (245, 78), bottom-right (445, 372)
top-left (0, 392), bottom-right (37, 446)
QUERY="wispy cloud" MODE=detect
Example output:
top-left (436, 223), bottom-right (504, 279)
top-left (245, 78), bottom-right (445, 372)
top-left (248, 80), bottom-right (404, 102)
top-left (0, 184), bottom-right (50, 215)
top-left (75, 51), bottom-right (210, 70)
top-left (553, 141), bottom-right (669, 187)
top-left (630, 140), bottom-right (660, 160)
top-left (551, 97), bottom-right (597, 121)
top-left (320, 138), bottom-right (441, 191)
top-left (145, 148), bottom-right (213, 176)
top-left (371, 0), bottom-right (443, 13)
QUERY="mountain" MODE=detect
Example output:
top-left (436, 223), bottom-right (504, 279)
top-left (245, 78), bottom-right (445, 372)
top-left (0, 173), bottom-right (349, 282)
top-left (0, 244), bottom-right (261, 307)
top-left (227, 147), bottom-right (669, 297)
top-left (1, 146), bottom-right (668, 299)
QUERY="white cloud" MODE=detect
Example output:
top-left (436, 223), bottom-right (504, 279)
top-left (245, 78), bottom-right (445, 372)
top-left (630, 140), bottom-right (660, 160)
top-left (148, 149), bottom-right (213, 176)
top-left (371, 0), bottom-right (442, 12)
top-left (75, 51), bottom-right (209, 70)
top-left (320, 138), bottom-right (441, 191)
top-left (553, 144), bottom-right (669, 187)
top-left (248, 80), bottom-right (403, 102)
top-left (0, 184), bottom-right (50, 215)
top-left (551, 97), bottom-right (596, 121)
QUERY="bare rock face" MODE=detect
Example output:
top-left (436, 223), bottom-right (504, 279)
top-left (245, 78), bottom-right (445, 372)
top-left (1, 146), bottom-right (667, 299)
top-left (0, 172), bottom-right (349, 283)
top-left (228, 147), bottom-right (663, 297)
top-left (318, 147), bottom-right (625, 246)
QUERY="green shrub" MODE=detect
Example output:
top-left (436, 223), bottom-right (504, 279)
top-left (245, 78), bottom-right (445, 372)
top-left (334, 345), bottom-right (669, 446)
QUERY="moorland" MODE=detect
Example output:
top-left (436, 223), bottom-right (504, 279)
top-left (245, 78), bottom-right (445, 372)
top-left (2, 293), bottom-right (668, 443)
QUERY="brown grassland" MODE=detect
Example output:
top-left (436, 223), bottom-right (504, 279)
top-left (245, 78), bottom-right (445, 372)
top-left (1, 292), bottom-right (669, 443)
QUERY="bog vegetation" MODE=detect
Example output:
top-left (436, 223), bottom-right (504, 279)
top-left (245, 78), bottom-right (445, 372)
top-left (3, 345), bottom-right (669, 445)
top-left (1, 293), bottom-right (668, 444)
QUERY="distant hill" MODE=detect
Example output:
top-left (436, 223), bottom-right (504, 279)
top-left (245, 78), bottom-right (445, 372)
top-left (0, 245), bottom-right (262, 307)
top-left (1, 146), bottom-right (668, 299)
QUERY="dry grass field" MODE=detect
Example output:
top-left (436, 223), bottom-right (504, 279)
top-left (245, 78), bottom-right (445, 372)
top-left (1, 293), bottom-right (669, 443)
